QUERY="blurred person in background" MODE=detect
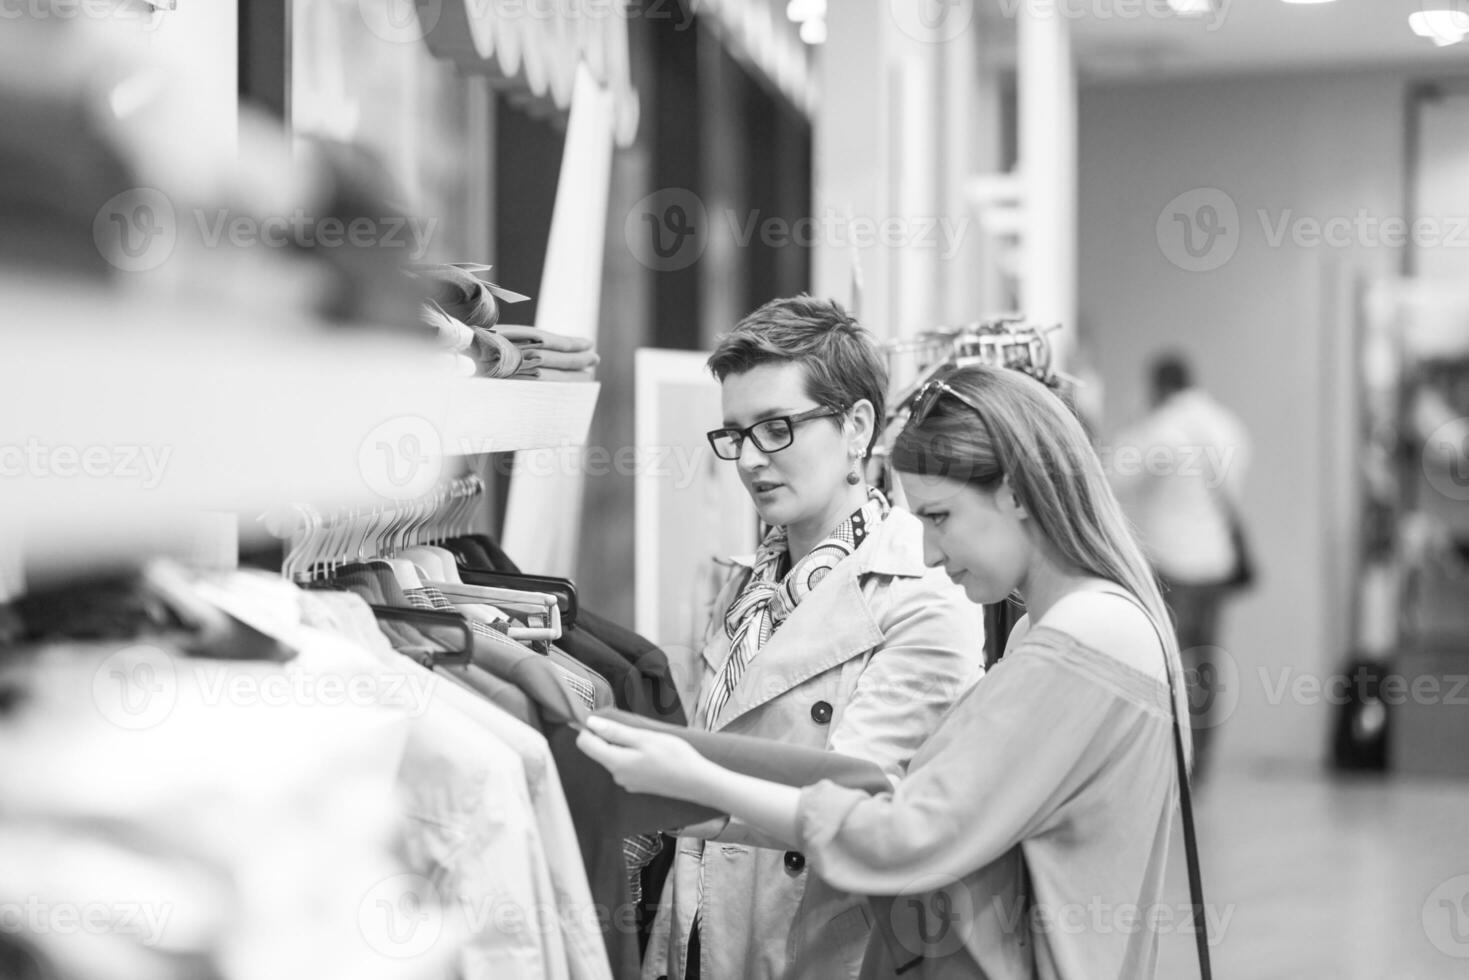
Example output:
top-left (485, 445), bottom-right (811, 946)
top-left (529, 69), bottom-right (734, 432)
top-left (1112, 353), bottom-right (1251, 782)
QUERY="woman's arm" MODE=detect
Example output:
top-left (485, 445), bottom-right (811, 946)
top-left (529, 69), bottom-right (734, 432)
top-left (577, 718), bottom-right (804, 847)
top-left (583, 640), bottom-right (1127, 896)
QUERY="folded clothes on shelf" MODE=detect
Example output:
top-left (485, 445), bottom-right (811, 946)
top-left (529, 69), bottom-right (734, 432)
top-left (471, 325), bottom-right (599, 381)
top-left (493, 324), bottom-right (597, 355)
top-left (421, 302), bottom-right (477, 352)
top-left (411, 263), bottom-right (528, 329)
top-left (517, 367), bottom-right (598, 383)
top-left (408, 265), bottom-right (598, 381)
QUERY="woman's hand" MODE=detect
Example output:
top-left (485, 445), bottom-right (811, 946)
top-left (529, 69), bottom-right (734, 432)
top-left (576, 717), bottom-right (714, 802)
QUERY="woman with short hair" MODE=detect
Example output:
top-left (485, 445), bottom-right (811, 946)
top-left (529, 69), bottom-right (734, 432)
top-left (639, 295), bottom-right (984, 980)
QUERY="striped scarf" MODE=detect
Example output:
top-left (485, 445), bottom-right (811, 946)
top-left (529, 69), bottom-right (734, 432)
top-left (699, 488), bottom-right (890, 729)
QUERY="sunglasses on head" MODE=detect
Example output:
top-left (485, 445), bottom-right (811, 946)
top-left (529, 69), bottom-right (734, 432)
top-left (911, 377), bottom-right (986, 424)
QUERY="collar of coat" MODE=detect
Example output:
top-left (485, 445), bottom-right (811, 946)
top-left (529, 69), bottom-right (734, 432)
top-left (702, 508), bottom-right (933, 728)
top-left (721, 506), bottom-right (929, 580)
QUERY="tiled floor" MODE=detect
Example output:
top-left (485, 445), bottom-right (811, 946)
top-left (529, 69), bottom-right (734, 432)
top-left (1154, 763), bottom-right (1469, 979)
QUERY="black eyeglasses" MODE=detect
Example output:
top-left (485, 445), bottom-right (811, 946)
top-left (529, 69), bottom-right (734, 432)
top-left (707, 406), bottom-right (843, 460)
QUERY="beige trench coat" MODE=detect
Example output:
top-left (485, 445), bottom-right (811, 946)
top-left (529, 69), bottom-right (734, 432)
top-left (642, 508), bottom-right (985, 980)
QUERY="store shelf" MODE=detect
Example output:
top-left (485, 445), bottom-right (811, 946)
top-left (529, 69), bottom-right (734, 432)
top-left (1, 275), bottom-right (599, 576)
top-left (443, 377), bottom-right (600, 455)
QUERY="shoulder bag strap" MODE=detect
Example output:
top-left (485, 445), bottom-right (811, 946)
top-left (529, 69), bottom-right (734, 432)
top-left (1095, 587), bottom-right (1213, 979)
top-left (1165, 658), bottom-right (1213, 979)
top-left (1163, 652), bottom-right (1210, 975)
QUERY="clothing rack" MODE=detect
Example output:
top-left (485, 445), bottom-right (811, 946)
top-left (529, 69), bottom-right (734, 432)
top-left (881, 317), bottom-right (1064, 418)
top-left (1, 266), bottom-right (623, 978)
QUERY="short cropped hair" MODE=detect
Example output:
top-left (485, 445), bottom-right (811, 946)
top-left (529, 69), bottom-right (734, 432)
top-left (707, 295), bottom-right (888, 451)
top-left (1151, 353), bottom-right (1192, 400)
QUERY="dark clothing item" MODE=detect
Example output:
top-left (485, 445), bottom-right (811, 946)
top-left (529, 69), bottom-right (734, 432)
top-left (548, 711), bottom-right (895, 979)
top-left (453, 538), bottom-right (498, 570)
top-left (447, 535), bottom-right (686, 723)
top-left (566, 709), bottom-right (894, 835)
top-left (685, 915), bottom-right (702, 980)
top-left (1162, 577), bottom-right (1228, 782)
top-left (325, 565), bottom-right (542, 729)
top-left (444, 537), bottom-right (699, 975)
top-left (576, 609), bottom-right (686, 725)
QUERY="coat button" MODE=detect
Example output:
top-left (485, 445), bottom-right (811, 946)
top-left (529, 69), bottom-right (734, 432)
top-left (810, 700), bottom-right (833, 724)
top-left (784, 850), bottom-right (806, 873)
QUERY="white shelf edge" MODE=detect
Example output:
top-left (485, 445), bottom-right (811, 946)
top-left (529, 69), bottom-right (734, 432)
top-left (441, 378), bottom-right (601, 456)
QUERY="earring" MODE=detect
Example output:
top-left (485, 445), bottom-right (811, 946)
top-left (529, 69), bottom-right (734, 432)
top-left (847, 447), bottom-right (863, 486)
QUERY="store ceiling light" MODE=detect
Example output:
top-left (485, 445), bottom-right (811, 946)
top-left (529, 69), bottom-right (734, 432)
top-left (1166, 0), bottom-right (1214, 15)
top-left (1411, 9), bottom-right (1469, 45)
top-left (786, 0), bottom-right (824, 24)
top-left (799, 17), bottom-right (827, 44)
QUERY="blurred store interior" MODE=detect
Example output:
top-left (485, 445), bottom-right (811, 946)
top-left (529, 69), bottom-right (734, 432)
top-left (4, 0), bottom-right (1469, 978)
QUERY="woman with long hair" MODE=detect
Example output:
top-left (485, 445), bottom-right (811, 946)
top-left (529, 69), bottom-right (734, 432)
top-left (583, 363), bottom-right (1191, 979)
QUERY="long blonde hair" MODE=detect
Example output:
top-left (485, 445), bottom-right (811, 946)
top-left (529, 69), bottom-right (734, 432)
top-left (891, 364), bottom-right (1192, 769)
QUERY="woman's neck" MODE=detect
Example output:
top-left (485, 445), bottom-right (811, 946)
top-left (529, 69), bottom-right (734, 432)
top-left (786, 483), bottom-right (871, 563)
top-left (1017, 552), bottom-right (1108, 624)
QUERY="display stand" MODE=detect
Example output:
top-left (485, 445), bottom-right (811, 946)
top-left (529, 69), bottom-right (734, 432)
top-left (1357, 278), bottom-right (1469, 777)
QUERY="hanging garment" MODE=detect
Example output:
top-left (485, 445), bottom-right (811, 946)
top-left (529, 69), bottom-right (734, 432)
top-left (0, 637), bottom-right (435, 980)
top-left (447, 535), bottom-right (685, 723)
top-left (445, 535), bottom-right (687, 955)
top-left (401, 581), bottom-right (614, 710)
top-left (301, 586), bottom-right (612, 980)
top-left (205, 572), bottom-right (565, 980)
top-left (309, 546), bottom-right (644, 979)
top-left (571, 609), bottom-right (687, 725)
